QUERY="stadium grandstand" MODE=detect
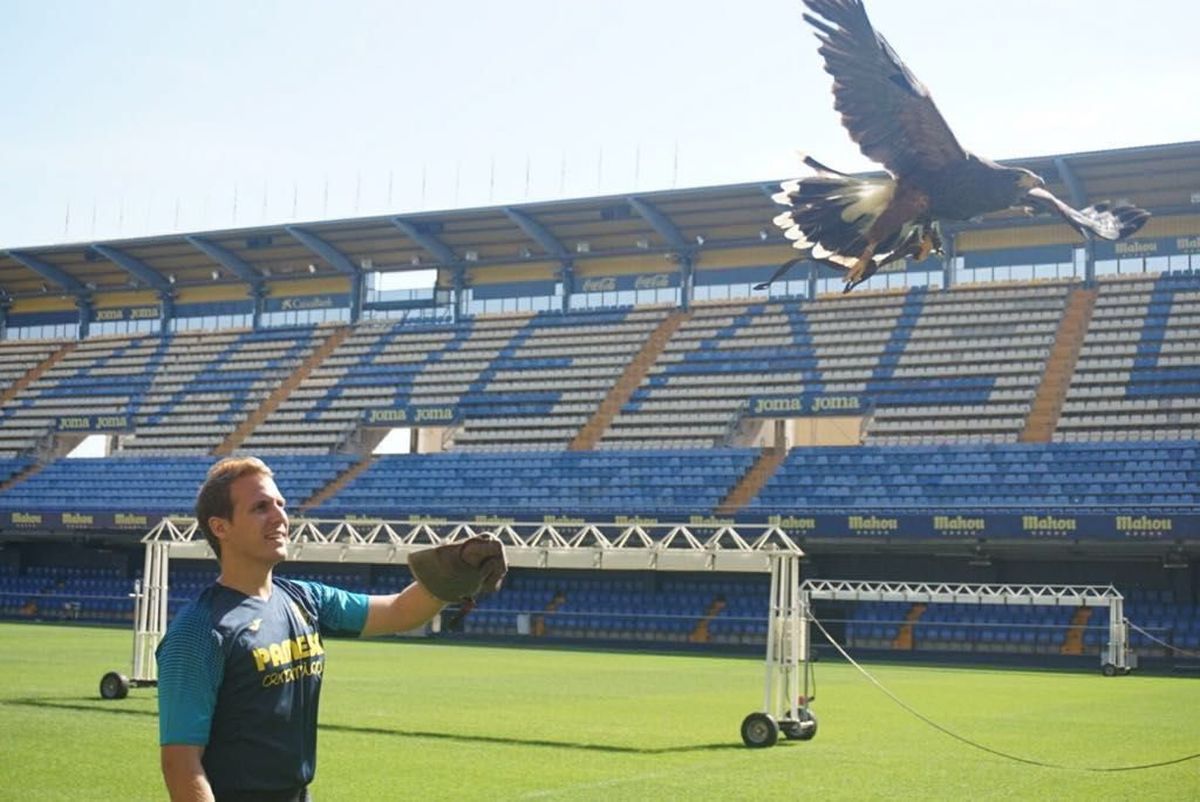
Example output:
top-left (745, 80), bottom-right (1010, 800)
top-left (1, 140), bottom-right (1198, 669)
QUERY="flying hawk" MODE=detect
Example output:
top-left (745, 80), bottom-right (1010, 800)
top-left (764, 0), bottom-right (1150, 294)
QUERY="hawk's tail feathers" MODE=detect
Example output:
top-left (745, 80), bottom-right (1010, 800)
top-left (771, 170), bottom-right (896, 257)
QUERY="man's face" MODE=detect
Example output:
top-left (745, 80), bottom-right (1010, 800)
top-left (211, 473), bottom-right (289, 568)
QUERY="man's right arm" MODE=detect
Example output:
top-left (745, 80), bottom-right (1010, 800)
top-left (161, 745), bottom-right (214, 802)
top-left (156, 607), bottom-right (224, 800)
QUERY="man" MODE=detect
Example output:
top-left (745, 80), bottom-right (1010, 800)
top-left (157, 456), bottom-right (506, 801)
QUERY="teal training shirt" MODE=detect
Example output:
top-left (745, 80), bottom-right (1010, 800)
top-left (157, 577), bottom-right (369, 794)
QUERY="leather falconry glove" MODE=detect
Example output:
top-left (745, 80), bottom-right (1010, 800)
top-left (408, 533), bottom-right (507, 603)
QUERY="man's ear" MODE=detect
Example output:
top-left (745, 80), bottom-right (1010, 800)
top-left (208, 516), bottom-right (228, 542)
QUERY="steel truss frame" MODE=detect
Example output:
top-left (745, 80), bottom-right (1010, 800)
top-left (742, 575), bottom-right (1138, 748)
top-left (120, 517), bottom-right (803, 686)
top-left (113, 519), bottom-right (1134, 749)
top-left (799, 578), bottom-right (1136, 674)
top-left (139, 516), bottom-right (802, 571)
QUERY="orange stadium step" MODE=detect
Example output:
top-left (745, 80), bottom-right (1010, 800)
top-left (569, 310), bottom-right (690, 451)
top-left (533, 591), bottom-right (567, 637)
top-left (891, 603), bottom-right (927, 651)
top-left (1060, 606), bottom-right (1093, 656)
top-left (1019, 286), bottom-right (1098, 443)
top-left (0, 341), bottom-right (77, 407)
top-left (214, 325), bottom-right (353, 456)
top-left (716, 447), bottom-right (789, 515)
top-left (0, 462), bottom-right (45, 493)
top-left (300, 453), bottom-right (377, 511)
top-left (689, 596), bottom-right (726, 644)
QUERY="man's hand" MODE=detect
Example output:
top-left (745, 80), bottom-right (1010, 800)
top-left (408, 534), bottom-right (507, 603)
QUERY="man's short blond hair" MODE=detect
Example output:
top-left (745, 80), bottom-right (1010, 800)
top-left (194, 456), bottom-right (275, 560)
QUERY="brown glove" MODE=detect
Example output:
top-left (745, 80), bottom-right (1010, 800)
top-left (408, 534), bottom-right (507, 603)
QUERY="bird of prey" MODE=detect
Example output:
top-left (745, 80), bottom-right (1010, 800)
top-left (764, 0), bottom-right (1150, 294)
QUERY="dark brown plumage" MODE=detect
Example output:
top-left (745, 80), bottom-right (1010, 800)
top-left (767, 0), bottom-right (1150, 293)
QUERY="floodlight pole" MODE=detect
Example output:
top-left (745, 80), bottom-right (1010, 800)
top-left (765, 551), bottom-right (807, 722)
top-left (742, 551), bottom-right (815, 747)
top-left (1104, 593), bottom-right (1131, 675)
top-left (131, 540), bottom-right (168, 685)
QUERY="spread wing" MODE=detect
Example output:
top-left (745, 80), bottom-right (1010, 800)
top-left (1025, 187), bottom-right (1151, 241)
top-left (802, 0), bottom-right (967, 177)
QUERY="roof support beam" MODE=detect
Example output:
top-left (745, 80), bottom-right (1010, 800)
top-left (185, 236), bottom-right (264, 286)
top-left (1053, 157), bottom-right (1088, 208)
top-left (284, 226), bottom-right (359, 275)
top-left (89, 245), bottom-right (172, 292)
top-left (628, 196), bottom-right (687, 250)
top-left (502, 207), bottom-right (570, 260)
top-left (389, 218), bottom-right (458, 266)
top-left (6, 250), bottom-right (89, 295)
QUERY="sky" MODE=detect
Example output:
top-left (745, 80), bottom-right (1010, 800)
top-left (3, 0), bottom-right (1198, 249)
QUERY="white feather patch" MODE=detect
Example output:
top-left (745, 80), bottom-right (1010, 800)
top-left (839, 181), bottom-right (895, 224)
top-left (809, 245), bottom-right (854, 269)
top-left (824, 253), bottom-right (859, 270)
top-left (772, 210), bottom-right (796, 228)
top-left (777, 218), bottom-right (812, 247)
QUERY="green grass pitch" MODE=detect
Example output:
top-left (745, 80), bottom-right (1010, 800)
top-left (0, 622), bottom-right (1196, 800)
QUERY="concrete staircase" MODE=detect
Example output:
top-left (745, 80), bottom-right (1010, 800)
top-left (214, 325), bottom-right (352, 456)
top-left (533, 591), bottom-right (567, 637)
top-left (300, 453), bottom-right (377, 511)
top-left (1060, 606), bottom-right (1093, 655)
top-left (0, 462), bottom-right (45, 493)
top-left (716, 447), bottom-right (789, 515)
top-left (569, 310), bottom-right (689, 451)
top-left (1019, 286), bottom-right (1098, 443)
top-left (689, 596), bottom-right (727, 643)
top-left (0, 341), bottom-right (77, 406)
top-left (891, 603), bottom-right (928, 650)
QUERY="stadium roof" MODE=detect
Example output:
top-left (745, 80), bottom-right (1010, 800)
top-left (2, 140), bottom-right (1198, 301)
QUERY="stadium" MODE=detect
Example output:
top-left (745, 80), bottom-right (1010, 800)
top-left (1, 136), bottom-right (1198, 797)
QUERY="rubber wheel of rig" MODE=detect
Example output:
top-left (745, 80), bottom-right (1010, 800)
top-left (100, 671), bottom-right (130, 700)
top-left (741, 712), bottom-right (779, 748)
top-left (796, 709), bottom-right (819, 741)
top-left (1101, 663), bottom-right (1118, 677)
